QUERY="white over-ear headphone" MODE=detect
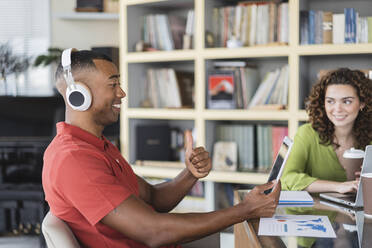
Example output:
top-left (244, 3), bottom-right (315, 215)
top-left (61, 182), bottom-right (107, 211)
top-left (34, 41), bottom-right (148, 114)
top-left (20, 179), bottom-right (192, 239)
top-left (61, 48), bottom-right (92, 111)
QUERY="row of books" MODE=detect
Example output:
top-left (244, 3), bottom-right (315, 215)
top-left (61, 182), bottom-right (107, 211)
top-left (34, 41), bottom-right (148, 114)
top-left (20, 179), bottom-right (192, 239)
top-left (256, 124), bottom-right (288, 172)
top-left (211, 1), bottom-right (289, 48)
top-left (300, 9), bottom-right (372, 45)
top-left (249, 65), bottom-right (289, 109)
top-left (207, 62), bottom-right (288, 110)
top-left (142, 10), bottom-right (194, 51)
top-left (144, 68), bottom-right (194, 108)
top-left (214, 124), bottom-right (288, 172)
top-left (207, 61), bottom-right (259, 109)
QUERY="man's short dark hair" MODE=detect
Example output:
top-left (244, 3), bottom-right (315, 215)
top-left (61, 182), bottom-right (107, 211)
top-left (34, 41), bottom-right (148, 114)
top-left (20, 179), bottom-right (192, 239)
top-left (55, 50), bottom-right (113, 81)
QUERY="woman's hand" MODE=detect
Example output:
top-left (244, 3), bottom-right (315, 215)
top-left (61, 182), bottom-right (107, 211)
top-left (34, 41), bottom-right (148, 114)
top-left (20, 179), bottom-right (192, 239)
top-left (337, 180), bottom-right (359, 194)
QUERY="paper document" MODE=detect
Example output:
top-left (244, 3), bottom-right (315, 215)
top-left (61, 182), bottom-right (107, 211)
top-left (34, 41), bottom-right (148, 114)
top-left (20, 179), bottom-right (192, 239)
top-left (279, 191), bottom-right (314, 205)
top-left (258, 215), bottom-right (336, 238)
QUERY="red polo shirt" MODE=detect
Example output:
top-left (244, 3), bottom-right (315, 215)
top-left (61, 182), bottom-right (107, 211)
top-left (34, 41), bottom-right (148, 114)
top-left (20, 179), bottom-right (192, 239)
top-left (42, 122), bottom-right (177, 248)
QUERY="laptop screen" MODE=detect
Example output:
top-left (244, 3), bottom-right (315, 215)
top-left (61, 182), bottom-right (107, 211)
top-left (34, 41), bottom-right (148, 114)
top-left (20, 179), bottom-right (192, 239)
top-left (265, 136), bottom-right (293, 194)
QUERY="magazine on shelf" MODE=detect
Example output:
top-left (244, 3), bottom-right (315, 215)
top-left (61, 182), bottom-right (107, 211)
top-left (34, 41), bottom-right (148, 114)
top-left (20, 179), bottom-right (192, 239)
top-left (207, 70), bottom-right (235, 109)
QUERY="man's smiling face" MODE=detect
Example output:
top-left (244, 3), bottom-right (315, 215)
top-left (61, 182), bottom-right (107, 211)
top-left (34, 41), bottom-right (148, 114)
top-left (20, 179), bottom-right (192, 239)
top-left (88, 59), bottom-right (126, 127)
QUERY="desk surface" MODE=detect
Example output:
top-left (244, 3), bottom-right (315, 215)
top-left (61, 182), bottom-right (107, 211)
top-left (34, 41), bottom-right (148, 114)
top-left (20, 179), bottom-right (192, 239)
top-left (234, 190), bottom-right (372, 248)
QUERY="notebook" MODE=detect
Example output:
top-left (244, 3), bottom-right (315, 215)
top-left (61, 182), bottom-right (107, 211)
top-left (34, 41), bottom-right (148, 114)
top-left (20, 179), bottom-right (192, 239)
top-left (279, 191), bottom-right (314, 205)
top-left (264, 136), bottom-right (293, 194)
top-left (320, 145), bottom-right (372, 208)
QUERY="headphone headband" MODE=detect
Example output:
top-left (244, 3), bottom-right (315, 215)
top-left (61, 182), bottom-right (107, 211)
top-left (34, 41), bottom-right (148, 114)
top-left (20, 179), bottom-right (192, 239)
top-left (61, 48), bottom-right (73, 67)
top-left (62, 48), bottom-right (78, 88)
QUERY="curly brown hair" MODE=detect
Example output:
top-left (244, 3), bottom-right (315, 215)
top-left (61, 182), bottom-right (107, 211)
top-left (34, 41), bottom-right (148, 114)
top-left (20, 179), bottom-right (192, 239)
top-left (306, 68), bottom-right (372, 149)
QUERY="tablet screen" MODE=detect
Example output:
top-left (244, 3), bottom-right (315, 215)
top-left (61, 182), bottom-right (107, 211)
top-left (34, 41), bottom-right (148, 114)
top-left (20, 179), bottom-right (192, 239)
top-left (265, 136), bottom-right (293, 194)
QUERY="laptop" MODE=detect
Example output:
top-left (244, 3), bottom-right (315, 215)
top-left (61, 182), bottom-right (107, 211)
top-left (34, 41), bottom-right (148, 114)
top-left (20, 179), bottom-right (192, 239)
top-left (320, 145), bottom-right (372, 208)
top-left (264, 136), bottom-right (293, 194)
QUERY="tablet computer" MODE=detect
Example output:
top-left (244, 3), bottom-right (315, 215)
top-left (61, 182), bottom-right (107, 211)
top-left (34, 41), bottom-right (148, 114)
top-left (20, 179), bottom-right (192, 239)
top-left (265, 136), bottom-right (293, 194)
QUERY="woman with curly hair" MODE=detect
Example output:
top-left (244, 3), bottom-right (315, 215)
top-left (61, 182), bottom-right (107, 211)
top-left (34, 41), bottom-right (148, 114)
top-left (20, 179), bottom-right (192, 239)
top-left (282, 68), bottom-right (372, 193)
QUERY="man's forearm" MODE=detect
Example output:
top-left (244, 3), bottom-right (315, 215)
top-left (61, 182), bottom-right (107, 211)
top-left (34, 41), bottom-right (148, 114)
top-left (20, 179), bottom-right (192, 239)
top-left (144, 202), bottom-right (247, 247)
top-left (152, 168), bottom-right (198, 212)
top-left (102, 182), bottom-right (279, 248)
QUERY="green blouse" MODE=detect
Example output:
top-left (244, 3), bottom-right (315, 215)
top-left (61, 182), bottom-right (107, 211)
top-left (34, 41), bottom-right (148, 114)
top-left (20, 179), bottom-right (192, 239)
top-left (282, 123), bottom-right (348, 191)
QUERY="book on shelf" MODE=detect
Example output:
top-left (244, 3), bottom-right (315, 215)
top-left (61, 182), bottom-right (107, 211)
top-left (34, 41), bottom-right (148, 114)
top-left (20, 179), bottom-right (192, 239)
top-left (183, 10), bottom-right (194, 49)
top-left (272, 126), bottom-right (289, 168)
top-left (175, 71), bottom-right (194, 108)
top-left (322, 11), bottom-right (333, 44)
top-left (212, 141), bottom-right (238, 172)
top-left (136, 125), bottom-right (172, 161)
top-left (278, 2), bottom-right (289, 44)
top-left (344, 8), bottom-right (357, 43)
top-left (357, 17), bottom-right (369, 43)
top-left (368, 17), bottom-right (372, 43)
top-left (333, 13), bottom-right (345, 44)
top-left (207, 70), bottom-right (236, 109)
top-left (185, 9), bottom-right (194, 36)
top-left (308, 10), bottom-right (315, 44)
top-left (300, 11), bottom-right (309, 45)
top-left (314, 11), bottom-right (323, 44)
top-left (168, 15), bottom-right (186, 50)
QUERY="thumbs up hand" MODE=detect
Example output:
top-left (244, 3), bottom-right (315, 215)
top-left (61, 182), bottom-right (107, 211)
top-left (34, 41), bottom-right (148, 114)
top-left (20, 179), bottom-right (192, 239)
top-left (184, 130), bottom-right (212, 179)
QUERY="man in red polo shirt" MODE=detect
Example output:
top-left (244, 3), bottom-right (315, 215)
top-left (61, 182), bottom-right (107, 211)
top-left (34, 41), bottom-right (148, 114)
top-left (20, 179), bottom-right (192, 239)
top-left (42, 49), bottom-right (281, 248)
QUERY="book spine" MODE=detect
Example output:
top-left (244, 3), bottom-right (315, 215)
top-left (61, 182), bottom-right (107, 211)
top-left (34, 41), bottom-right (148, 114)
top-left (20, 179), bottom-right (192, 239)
top-left (308, 10), bottom-right (315, 44)
top-left (368, 17), bottom-right (372, 43)
top-left (322, 11), bottom-right (333, 44)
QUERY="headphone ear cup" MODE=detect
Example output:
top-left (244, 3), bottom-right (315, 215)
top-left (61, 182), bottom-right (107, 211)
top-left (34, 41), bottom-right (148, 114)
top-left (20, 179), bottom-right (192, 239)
top-left (66, 82), bottom-right (92, 111)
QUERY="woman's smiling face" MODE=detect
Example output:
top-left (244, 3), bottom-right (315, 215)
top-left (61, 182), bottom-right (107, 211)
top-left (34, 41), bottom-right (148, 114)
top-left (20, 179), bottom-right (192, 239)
top-left (324, 84), bottom-right (364, 130)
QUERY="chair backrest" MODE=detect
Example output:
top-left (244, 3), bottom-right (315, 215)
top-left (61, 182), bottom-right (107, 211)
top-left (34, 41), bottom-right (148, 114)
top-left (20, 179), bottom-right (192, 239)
top-left (42, 211), bottom-right (81, 248)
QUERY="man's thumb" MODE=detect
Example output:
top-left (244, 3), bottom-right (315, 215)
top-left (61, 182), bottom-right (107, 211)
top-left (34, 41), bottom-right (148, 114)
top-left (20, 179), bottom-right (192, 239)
top-left (184, 130), bottom-right (193, 153)
top-left (257, 180), bottom-right (275, 191)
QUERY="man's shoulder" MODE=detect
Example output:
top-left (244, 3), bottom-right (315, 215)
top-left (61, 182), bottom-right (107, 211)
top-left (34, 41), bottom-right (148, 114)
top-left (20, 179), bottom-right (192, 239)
top-left (44, 134), bottom-right (106, 171)
top-left (47, 133), bottom-right (99, 154)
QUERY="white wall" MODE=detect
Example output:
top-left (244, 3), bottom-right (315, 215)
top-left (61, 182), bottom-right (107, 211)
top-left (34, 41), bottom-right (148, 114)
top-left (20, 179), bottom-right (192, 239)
top-left (51, 0), bottom-right (119, 50)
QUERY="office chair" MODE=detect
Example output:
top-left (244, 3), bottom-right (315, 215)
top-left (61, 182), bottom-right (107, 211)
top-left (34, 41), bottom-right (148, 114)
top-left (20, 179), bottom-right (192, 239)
top-left (42, 211), bottom-right (80, 248)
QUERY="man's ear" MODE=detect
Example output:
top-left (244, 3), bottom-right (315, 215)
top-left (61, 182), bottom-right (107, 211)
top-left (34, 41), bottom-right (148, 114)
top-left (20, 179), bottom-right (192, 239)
top-left (55, 78), bottom-right (66, 95)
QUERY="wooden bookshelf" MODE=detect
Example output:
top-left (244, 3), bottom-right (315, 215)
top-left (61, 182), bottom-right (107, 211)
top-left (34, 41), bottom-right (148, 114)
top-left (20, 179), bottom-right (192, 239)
top-left (132, 165), bottom-right (268, 184)
top-left (119, 0), bottom-right (372, 187)
top-left (55, 12), bottom-right (119, 20)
